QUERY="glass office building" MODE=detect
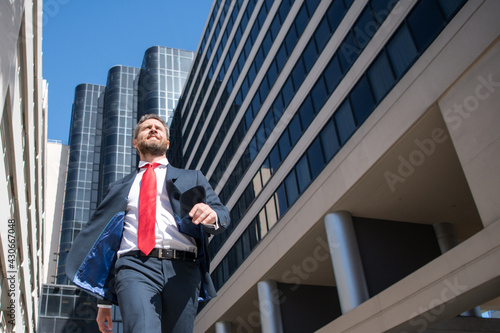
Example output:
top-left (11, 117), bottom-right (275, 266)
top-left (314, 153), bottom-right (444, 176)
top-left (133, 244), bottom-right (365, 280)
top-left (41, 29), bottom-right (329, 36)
top-left (40, 46), bottom-right (194, 332)
top-left (56, 83), bottom-right (106, 285)
top-left (169, 0), bottom-right (500, 332)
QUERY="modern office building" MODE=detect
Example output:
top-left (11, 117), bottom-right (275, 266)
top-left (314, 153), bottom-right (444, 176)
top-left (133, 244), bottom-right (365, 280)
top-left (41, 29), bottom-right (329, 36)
top-left (38, 46), bottom-right (194, 333)
top-left (167, 0), bottom-right (500, 332)
top-left (0, 0), bottom-right (47, 332)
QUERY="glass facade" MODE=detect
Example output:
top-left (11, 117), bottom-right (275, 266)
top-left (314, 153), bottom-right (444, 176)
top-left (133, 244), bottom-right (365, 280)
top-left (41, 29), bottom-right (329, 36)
top-left (57, 83), bottom-right (105, 284)
top-left (101, 66), bottom-right (140, 195)
top-left (138, 46), bottom-right (194, 127)
top-left (38, 285), bottom-right (109, 333)
top-left (171, 0), bottom-right (467, 295)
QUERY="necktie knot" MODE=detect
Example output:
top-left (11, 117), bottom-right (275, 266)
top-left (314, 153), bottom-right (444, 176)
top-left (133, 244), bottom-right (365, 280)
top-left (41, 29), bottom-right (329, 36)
top-left (142, 162), bottom-right (160, 170)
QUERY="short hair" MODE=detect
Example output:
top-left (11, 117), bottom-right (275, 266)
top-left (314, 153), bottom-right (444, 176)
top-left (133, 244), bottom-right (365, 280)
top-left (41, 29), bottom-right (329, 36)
top-left (133, 114), bottom-right (169, 139)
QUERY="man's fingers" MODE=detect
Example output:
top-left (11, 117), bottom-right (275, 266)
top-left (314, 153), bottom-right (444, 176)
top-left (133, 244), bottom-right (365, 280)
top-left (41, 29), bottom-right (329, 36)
top-left (97, 308), bottom-right (113, 333)
top-left (189, 203), bottom-right (216, 225)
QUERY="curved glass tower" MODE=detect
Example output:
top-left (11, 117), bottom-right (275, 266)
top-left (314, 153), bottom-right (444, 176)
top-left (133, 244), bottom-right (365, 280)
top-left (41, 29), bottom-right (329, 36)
top-left (101, 65), bottom-right (140, 195)
top-left (138, 46), bottom-right (194, 127)
top-left (57, 83), bottom-right (105, 283)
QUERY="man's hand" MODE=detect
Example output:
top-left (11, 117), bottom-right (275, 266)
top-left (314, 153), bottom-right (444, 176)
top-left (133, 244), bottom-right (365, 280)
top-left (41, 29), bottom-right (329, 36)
top-left (96, 307), bottom-right (113, 333)
top-left (189, 203), bottom-right (217, 226)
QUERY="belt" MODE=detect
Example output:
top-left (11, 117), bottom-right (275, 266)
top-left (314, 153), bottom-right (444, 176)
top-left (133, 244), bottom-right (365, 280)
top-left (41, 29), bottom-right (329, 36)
top-left (123, 249), bottom-right (197, 262)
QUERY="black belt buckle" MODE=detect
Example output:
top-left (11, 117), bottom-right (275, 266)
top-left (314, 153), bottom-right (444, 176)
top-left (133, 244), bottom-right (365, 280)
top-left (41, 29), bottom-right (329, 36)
top-left (157, 248), bottom-right (174, 260)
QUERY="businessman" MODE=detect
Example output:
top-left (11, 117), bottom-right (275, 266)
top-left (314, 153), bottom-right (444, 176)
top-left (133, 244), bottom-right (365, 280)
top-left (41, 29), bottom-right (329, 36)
top-left (66, 114), bottom-right (230, 333)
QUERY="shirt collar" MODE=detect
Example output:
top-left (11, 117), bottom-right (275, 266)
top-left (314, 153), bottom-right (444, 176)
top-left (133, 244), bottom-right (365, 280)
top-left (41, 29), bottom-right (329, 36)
top-left (138, 157), bottom-right (169, 169)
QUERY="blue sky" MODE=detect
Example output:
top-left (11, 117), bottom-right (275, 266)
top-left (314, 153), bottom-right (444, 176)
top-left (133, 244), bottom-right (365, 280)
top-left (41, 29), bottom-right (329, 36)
top-left (43, 1), bottom-right (213, 144)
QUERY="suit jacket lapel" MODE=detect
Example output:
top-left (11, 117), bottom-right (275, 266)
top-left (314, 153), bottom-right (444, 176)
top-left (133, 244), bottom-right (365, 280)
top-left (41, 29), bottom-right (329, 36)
top-left (166, 165), bottom-right (182, 218)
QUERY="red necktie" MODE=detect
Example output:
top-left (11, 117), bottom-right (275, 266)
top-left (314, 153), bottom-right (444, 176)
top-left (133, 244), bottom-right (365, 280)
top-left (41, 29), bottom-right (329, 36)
top-left (138, 163), bottom-right (160, 255)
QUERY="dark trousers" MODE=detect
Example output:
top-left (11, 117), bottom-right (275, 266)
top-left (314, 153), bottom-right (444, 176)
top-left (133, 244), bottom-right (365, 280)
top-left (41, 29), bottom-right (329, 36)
top-left (114, 255), bottom-right (201, 333)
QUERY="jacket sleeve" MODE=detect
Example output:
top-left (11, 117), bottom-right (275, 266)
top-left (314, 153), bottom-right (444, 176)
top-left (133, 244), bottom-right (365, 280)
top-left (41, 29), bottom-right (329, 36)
top-left (196, 170), bottom-right (230, 235)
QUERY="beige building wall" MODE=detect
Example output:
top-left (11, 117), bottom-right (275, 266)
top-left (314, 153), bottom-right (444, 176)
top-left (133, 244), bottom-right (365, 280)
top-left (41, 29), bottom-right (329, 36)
top-left (43, 142), bottom-right (69, 285)
top-left (439, 41), bottom-right (500, 229)
top-left (0, 0), bottom-right (46, 332)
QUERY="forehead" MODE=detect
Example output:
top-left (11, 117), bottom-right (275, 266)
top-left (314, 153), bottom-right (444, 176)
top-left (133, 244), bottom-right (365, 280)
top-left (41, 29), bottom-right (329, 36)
top-left (139, 119), bottom-right (166, 131)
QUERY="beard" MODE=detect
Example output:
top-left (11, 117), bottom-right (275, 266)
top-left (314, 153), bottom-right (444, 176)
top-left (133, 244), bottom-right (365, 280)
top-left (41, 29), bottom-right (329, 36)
top-left (136, 137), bottom-right (169, 156)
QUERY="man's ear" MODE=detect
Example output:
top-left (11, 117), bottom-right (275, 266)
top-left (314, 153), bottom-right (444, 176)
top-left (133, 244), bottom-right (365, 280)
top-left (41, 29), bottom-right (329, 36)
top-left (132, 138), bottom-right (138, 149)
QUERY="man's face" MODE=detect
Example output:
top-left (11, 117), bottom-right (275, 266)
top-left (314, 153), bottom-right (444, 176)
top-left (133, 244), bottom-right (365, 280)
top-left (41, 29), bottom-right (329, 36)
top-left (132, 119), bottom-right (170, 157)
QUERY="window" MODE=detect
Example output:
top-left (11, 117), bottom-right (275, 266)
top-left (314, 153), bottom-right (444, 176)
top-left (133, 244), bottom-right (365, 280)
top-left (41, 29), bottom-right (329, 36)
top-left (291, 59), bottom-right (307, 90)
top-left (285, 169), bottom-right (299, 205)
top-left (266, 196), bottom-right (278, 230)
top-left (259, 77), bottom-right (271, 103)
top-left (334, 100), bottom-right (356, 145)
top-left (439, 0), bottom-right (466, 20)
top-left (269, 145), bottom-right (281, 173)
top-left (270, 16), bottom-right (282, 39)
top-left (307, 137), bottom-right (325, 179)
top-left (320, 118), bottom-right (340, 161)
top-left (408, 0), bottom-right (446, 51)
top-left (310, 77), bottom-right (328, 114)
top-left (368, 50), bottom-right (395, 103)
top-left (314, 16), bottom-right (332, 52)
top-left (298, 95), bottom-right (314, 129)
top-left (350, 75), bottom-right (375, 125)
top-left (276, 44), bottom-right (288, 71)
top-left (339, 31), bottom-right (359, 71)
top-left (263, 111), bottom-right (275, 137)
top-left (353, 7), bottom-right (377, 49)
top-left (275, 183), bottom-right (288, 217)
top-left (296, 155), bottom-right (312, 193)
top-left (303, 40), bottom-right (318, 73)
top-left (294, 4), bottom-right (310, 37)
top-left (282, 77), bottom-right (295, 107)
top-left (258, 209), bottom-right (268, 238)
top-left (387, 24), bottom-right (418, 79)
top-left (262, 32), bottom-right (274, 55)
top-left (305, 0), bottom-right (321, 15)
top-left (371, 0), bottom-right (396, 25)
top-left (324, 55), bottom-right (343, 95)
top-left (327, 0), bottom-right (347, 31)
top-left (285, 25), bottom-right (299, 55)
top-left (261, 159), bottom-right (272, 185)
top-left (267, 61), bottom-right (279, 86)
top-left (288, 114), bottom-right (302, 146)
top-left (272, 94), bottom-right (285, 120)
top-left (278, 130), bottom-right (292, 160)
top-left (278, 0), bottom-right (292, 23)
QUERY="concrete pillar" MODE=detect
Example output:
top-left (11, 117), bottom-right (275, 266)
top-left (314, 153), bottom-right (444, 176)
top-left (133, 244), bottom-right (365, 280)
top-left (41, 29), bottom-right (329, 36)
top-left (215, 321), bottom-right (232, 333)
top-left (324, 211), bottom-right (369, 314)
top-left (257, 280), bottom-right (283, 333)
top-left (433, 222), bottom-right (459, 253)
top-left (433, 222), bottom-right (481, 317)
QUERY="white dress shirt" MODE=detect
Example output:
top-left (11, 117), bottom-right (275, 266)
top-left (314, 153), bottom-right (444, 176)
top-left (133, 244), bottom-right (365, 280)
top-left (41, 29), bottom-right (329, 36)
top-left (117, 158), bottom-right (197, 257)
